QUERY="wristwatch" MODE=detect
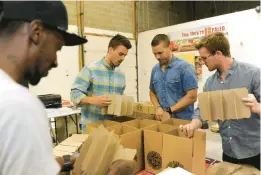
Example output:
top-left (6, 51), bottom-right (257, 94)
top-left (165, 107), bottom-right (172, 114)
top-left (61, 155), bottom-right (73, 172)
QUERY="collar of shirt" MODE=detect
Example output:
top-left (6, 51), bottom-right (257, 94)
top-left (216, 58), bottom-right (239, 77)
top-left (157, 55), bottom-right (177, 70)
top-left (101, 57), bottom-right (115, 71)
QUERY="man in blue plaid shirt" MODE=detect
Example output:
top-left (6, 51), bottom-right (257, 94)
top-left (71, 34), bottom-right (132, 132)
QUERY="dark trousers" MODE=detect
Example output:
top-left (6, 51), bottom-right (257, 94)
top-left (222, 153), bottom-right (260, 170)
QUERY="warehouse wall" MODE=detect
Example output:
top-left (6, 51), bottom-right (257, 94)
top-left (63, 1), bottom-right (259, 34)
top-left (63, 1), bottom-right (177, 33)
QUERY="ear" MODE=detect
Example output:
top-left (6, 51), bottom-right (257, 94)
top-left (28, 20), bottom-right (45, 46)
top-left (108, 47), bottom-right (114, 54)
top-left (168, 44), bottom-right (172, 50)
top-left (215, 50), bottom-right (223, 56)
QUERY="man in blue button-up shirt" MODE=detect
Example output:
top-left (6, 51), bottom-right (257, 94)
top-left (180, 32), bottom-right (260, 170)
top-left (149, 34), bottom-right (200, 125)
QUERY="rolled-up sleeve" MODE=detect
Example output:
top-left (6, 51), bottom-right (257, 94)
top-left (70, 66), bottom-right (91, 106)
top-left (182, 64), bottom-right (198, 92)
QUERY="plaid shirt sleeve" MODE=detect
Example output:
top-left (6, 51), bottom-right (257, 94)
top-left (70, 66), bottom-right (91, 106)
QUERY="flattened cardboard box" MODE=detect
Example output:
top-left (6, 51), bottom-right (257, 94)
top-left (107, 124), bottom-right (142, 173)
top-left (198, 88), bottom-right (250, 121)
top-left (83, 120), bottom-right (120, 134)
top-left (144, 124), bottom-right (206, 175)
top-left (206, 161), bottom-right (260, 175)
top-left (122, 119), bottom-right (161, 172)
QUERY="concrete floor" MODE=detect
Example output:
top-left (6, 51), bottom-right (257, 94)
top-left (205, 129), bottom-right (223, 161)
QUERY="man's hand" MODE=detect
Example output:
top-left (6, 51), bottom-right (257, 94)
top-left (107, 160), bottom-right (136, 175)
top-left (180, 118), bottom-right (202, 138)
top-left (88, 95), bottom-right (112, 107)
top-left (161, 112), bottom-right (171, 122)
top-left (155, 106), bottom-right (164, 120)
top-left (242, 94), bottom-right (260, 115)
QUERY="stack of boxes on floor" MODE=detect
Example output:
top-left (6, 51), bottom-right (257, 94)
top-left (53, 95), bottom-right (207, 175)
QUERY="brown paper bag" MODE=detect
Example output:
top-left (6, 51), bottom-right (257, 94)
top-left (107, 124), bottom-right (142, 173)
top-left (198, 88), bottom-right (250, 121)
top-left (73, 125), bottom-right (137, 175)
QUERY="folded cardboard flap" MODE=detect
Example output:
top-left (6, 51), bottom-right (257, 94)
top-left (198, 88), bottom-right (251, 121)
top-left (145, 124), bottom-right (177, 133)
top-left (123, 118), bottom-right (160, 129)
top-left (107, 125), bottom-right (138, 136)
top-left (162, 118), bottom-right (190, 127)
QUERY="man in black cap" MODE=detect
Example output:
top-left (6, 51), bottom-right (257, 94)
top-left (0, 1), bottom-right (134, 175)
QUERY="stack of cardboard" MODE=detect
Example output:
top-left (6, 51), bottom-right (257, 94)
top-left (101, 95), bottom-right (134, 116)
top-left (132, 101), bottom-right (155, 119)
top-left (53, 134), bottom-right (88, 157)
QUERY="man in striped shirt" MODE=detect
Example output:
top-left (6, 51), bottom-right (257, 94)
top-left (71, 34), bottom-right (132, 132)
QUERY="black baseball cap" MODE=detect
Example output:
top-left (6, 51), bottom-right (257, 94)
top-left (1, 1), bottom-right (87, 46)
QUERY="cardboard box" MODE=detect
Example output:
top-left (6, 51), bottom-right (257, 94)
top-left (144, 124), bottom-right (206, 175)
top-left (108, 116), bottom-right (136, 123)
top-left (83, 120), bottom-right (120, 134)
top-left (122, 119), bottom-right (161, 172)
top-left (101, 95), bottom-right (134, 116)
top-left (162, 118), bottom-right (190, 127)
top-left (134, 102), bottom-right (155, 115)
top-left (123, 118), bottom-right (160, 129)
top-left (206, 161), bottom-right (260, 175)
top-left (198, 88), bottom-right (251, 121)
top-left (132, 112), bottom-right (156, 120)
top-left (107, 124), bottom-right (142, 173)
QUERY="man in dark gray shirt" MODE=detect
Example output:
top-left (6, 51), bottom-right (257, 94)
top-left (180, 32), bottom-right (260, 170)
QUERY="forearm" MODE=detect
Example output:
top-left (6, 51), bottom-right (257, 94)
top-left (170, 93), bottom-right (197, 112)
top-left (149, 90), bottom-right (161, 107)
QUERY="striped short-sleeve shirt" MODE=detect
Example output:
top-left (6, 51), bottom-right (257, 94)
top-left (70, 58), bottom-right (125, 123)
